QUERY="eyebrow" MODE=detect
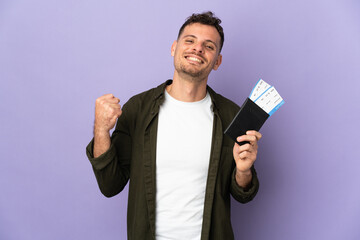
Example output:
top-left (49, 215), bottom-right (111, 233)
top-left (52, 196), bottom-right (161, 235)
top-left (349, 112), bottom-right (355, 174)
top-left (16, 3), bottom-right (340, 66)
top-left (182, 35), bottom-right (218, 49)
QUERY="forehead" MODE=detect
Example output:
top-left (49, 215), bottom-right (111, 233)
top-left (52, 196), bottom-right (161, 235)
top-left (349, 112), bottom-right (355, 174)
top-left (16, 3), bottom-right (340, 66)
top-left (179, 23), bottom-right (221, 43)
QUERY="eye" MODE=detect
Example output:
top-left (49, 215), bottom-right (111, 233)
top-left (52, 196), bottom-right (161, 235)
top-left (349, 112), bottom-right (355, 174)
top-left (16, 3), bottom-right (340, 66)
top-left (206, 45), bottom-right (215, 50)
top-left (185, 39), bottom-right (194, 43)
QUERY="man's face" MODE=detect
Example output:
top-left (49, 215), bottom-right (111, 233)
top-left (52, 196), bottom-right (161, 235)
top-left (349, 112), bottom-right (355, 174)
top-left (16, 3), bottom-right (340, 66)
top-left (171, 23), bottom-right (222, 81)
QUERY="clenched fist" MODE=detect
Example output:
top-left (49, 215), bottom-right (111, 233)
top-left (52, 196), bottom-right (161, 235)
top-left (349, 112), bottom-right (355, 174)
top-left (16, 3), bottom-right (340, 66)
top-left (94, 94), bottom-right (122, 134)
top-left (93, 94), bottom-right (122, 158)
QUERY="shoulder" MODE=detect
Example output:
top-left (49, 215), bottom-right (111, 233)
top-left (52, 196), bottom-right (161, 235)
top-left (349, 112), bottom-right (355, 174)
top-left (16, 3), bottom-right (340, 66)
top-left (207, 86), bottom-right (240, 113)
top-left (115, 81), bottom-right (168, 131)
top-left (207, 86), bottom-right (241, 132)
top-left (123, 80), bottom-right (169, 110)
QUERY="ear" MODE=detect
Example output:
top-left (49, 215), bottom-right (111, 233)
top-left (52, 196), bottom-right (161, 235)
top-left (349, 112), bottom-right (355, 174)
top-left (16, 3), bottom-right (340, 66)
top-left (212, 54), bottom-right (222, 70)
top-left (171, 40), bottom-right (177, 56)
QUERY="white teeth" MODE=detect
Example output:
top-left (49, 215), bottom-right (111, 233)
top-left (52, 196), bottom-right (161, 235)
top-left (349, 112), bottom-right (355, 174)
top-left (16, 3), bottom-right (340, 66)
top-left (187, 57), bottom-right (202, 63)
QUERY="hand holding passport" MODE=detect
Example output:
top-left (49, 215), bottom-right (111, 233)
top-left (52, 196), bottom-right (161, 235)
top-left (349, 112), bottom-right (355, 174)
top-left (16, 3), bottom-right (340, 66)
top-left (224, 79), bottom-right (284, 145)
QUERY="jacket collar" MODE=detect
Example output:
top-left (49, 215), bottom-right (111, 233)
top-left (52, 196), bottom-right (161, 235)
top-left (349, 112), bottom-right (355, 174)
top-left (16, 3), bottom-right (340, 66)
top-left (153, 79), bottom-right (220, 114)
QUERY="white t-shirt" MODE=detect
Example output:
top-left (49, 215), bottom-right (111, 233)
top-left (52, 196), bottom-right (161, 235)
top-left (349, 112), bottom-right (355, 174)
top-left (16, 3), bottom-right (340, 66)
top-left (155, 90), bottom-right (214, 240)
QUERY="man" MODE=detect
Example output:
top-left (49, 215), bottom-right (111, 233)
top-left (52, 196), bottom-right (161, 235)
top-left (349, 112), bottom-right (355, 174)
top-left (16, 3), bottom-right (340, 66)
top-left (86, 11), bottom-right (261, 240)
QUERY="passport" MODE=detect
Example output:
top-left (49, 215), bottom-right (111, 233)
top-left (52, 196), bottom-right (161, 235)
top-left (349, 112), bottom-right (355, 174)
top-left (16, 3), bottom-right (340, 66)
top-left (224, 79), bottom-right (284, 145)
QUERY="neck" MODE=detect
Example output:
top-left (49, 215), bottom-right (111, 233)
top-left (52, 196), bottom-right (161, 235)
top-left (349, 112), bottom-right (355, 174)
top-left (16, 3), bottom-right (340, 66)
top-left (167, 72), bottom-right (208, 102)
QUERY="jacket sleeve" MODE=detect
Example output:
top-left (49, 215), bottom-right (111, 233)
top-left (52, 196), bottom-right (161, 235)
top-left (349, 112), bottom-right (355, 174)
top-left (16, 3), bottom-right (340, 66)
top-left (230, 165), bottom-right (259, 203)
top-left (85, 102), bottom-right (133, 198)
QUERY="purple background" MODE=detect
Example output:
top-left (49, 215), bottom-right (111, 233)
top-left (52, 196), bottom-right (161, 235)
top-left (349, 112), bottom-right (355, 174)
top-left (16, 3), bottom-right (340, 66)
top-left (1, 0), bottom-right (359, 239)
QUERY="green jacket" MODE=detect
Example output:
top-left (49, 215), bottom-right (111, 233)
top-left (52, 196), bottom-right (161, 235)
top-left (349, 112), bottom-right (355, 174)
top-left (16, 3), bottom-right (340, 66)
top-left (86, 80), bottom-right (259, 240)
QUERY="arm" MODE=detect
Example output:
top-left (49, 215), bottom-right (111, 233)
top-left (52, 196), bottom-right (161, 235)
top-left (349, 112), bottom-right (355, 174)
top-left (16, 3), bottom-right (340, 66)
top-left (86, 94), bottom-right (131, 197)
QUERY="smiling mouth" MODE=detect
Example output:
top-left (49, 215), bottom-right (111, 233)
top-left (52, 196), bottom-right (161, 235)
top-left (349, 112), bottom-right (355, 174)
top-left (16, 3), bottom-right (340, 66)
top-left (185, 55), bottom-right (204, 64)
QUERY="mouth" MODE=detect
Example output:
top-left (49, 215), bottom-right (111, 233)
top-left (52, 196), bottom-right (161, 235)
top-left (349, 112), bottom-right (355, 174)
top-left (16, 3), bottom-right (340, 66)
top-left (184, 54), bottom-right (204, 64)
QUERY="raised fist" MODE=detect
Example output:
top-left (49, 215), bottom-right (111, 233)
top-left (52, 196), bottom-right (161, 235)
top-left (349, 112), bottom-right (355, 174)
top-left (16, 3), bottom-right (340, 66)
top-left (94, 94), bottom-right (122, 134)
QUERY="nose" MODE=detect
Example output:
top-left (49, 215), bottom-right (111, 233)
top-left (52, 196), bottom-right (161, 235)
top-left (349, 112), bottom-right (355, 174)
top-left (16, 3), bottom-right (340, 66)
top-left (192, 42), bottom-right (204, 54)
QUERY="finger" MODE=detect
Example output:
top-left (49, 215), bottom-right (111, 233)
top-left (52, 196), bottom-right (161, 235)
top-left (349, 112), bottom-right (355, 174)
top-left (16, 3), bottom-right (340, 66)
top-left (102, 93), bottom-right (115, 98)
top-left (106, 97), bottom-right (120, 104)
top-left (106, 106), bottom-right (122, 117)
top-left (111, 110), bottom-right (122, 121)
top-left (237, 143), bottom-right (252, 153)
top-left (239, 149), bottom-right (257, 160)
top-left (246, 130), bottom-right (262, 141)
top-left (108, 103), bottom-right (121, 109)
top-left (96, 96), bottom-right (119, 106)
top-left (233, 143), bottom-right (256, 158)
top-left (101, 94), bottom-right (120, 102)
top-left (236, 135), bottom-right (257, 144)
top-left (239, 151), bottom-right (250, 159)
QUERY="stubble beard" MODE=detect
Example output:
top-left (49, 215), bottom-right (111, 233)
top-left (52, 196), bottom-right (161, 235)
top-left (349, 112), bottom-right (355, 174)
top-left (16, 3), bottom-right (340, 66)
top-left (180, 64), bottom-right (204, 79)
top-left (175, 58), bottom-right (213, 83)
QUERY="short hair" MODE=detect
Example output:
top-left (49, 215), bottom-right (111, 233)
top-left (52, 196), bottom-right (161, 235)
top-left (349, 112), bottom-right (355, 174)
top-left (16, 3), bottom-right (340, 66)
top-left (177, 11), bottom-right (224, 52)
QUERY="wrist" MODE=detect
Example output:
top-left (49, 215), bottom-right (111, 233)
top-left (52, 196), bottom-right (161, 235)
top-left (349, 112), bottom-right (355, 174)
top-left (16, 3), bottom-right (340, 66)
top-left (235, 169), bottom-right (253, 190)
top-left (94, 125), bottom-right (110, 137)
top-left (93, 128), bottom-right (111, 158)
top-left (236, 168), bottom-right (252, 177)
